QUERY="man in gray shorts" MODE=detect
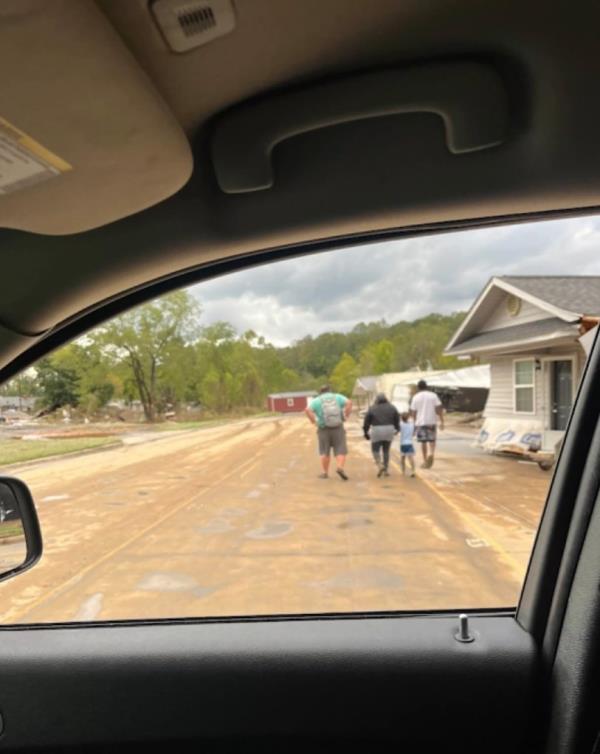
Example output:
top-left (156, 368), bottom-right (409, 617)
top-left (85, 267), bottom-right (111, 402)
top-left (305, 385), bottom-right (352, 480)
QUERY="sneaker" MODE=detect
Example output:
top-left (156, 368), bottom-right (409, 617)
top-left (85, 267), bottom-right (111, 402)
top-left (410, 471), bottom-right (416, 478)
top-left (377, 465), bottom-right (385, 478)
top-left (383, 469), bottom-right (390, 477)
top-left (336, 468), bottom-right (349, 481)
top-left (427, 456), bottom-right (434, 468)
top-left (318, 472), bottom-right (329, 479)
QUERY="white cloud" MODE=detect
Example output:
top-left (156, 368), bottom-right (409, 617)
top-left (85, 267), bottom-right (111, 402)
top-left (189, 214), bottom-right (600, 345)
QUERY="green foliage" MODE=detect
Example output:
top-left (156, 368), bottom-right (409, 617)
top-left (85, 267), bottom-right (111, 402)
top-left (17, 287), bottom-right (469, 420)
top-left (330, 353), bottom-right (359, 396)
top-left (92, 290), bottom-right (201, 421)
top-left (359, 339), bottom-right (393, 375)
top-left (281, 312), bottom-right (470, 381)
top-left (35, 356), bottom-right (79, 409)
top-left (387, 313), bottom-right (469, 372)
top-left (0, 437), bottom-right (117, 465)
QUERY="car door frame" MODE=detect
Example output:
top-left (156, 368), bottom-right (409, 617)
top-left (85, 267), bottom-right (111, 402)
top-left (0, 217), bottom-right (599, 752)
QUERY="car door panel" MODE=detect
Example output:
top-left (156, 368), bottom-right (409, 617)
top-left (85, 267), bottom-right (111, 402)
top-left (0, 615), bottom-right (535, 752)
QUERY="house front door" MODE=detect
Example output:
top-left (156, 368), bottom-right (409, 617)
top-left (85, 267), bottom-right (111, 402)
top-left (550, 359), bottom-right (573, 431)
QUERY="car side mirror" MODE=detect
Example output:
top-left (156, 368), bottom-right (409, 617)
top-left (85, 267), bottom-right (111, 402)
top-left (0, 477), bottom-right (42, 583)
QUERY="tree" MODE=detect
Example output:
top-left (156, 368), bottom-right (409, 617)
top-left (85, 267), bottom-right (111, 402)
top-left (94, 291), bottom-right (200, 421)
top-left (359, 339), bottom-right (394, 375)
top-left (281, 313), bottom-right (471, 379)
top-left (330, 353), bottom-right (359, 396)
top-left (35, 356), bottom-right (79, 410)
top-left (54, 342), bottom-right (118, 413)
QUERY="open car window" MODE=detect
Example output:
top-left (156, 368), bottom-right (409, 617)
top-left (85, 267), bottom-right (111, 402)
top-left (0, 213), bottom-right (598, 624)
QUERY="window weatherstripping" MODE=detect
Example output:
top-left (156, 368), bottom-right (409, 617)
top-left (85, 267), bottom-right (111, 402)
top-left (514, 358), bottom-right (535, 414)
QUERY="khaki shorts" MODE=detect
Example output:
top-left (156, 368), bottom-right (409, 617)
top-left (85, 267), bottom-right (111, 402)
top-left (317, 426), bottom-right (348, 456)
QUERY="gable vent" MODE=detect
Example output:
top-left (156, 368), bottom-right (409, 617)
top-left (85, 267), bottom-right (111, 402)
top-left (152, 0), bottom-right (235, 53)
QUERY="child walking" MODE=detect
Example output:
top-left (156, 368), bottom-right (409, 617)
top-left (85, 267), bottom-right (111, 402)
top-left (399, 412), bottom-right (416, 477)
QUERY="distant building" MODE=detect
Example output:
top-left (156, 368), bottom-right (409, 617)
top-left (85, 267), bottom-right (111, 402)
top-left (267, 391), bottom-right (317, 413)
top-left (0, 396), bottom-right (36, 411)
top-left (353, 367), bottom-right (490, 414)
top-left (352, 376), bottom-right (378, 409)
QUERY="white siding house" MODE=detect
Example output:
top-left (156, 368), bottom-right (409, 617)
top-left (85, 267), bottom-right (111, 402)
top-left (445, 276), bottom-right (600, 453)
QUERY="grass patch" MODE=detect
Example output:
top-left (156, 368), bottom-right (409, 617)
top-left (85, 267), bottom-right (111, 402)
top-left (0, 522), bottom-right (24, 540)
top-left (0, 437), bottom-right (119, 466)
top-left (155, 420), bottom-right (222, 431)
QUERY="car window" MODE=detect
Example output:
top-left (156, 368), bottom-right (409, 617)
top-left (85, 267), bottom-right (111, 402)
top-left (0, 214), bottom-right (597, 624)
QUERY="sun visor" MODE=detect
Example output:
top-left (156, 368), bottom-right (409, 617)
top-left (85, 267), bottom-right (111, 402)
top-left (0, 0), bottom-right (192, 235)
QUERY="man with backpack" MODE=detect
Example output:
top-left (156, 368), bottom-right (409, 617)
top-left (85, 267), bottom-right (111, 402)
top-left (305, 384), bottom-right (352, 480)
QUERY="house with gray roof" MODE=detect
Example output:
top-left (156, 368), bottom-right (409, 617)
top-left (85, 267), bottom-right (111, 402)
top-left (445, 276), bottom-right (600, 453)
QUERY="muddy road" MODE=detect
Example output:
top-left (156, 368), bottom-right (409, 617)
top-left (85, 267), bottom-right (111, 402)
top-left (0, 416), bottom-right (550, 623)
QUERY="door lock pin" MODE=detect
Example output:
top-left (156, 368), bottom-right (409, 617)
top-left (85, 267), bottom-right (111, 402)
top-left (455, 613), bottom-right (475, 643)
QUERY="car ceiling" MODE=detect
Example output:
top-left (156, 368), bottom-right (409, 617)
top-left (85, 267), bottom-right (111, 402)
top-left (1, 0), bottom-right (600, 372)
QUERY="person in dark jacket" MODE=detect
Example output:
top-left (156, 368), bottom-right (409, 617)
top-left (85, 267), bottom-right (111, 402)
top-left (363, 393), bottom-right (400, 477)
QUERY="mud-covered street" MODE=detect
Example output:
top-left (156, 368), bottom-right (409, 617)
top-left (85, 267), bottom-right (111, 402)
top-left (0, 416), bottom-right (551, 623)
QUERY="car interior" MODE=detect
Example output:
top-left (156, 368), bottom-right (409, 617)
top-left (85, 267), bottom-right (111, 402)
top-left (1, 1), bottom-right (600, 752)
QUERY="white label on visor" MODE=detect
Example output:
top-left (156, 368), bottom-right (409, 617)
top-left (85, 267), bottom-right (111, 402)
top-left (0, 116), bottom-right (71, 194)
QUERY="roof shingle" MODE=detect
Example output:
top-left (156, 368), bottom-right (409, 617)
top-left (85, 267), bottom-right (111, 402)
top-left (501, 276), bottom-right (600, 316)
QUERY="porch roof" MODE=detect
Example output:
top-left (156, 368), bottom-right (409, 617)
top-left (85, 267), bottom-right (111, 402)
top-left (445, 317), bottom-right (579, 356)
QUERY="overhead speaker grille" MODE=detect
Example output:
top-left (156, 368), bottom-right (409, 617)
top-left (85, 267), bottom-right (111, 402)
top-left (152, 0), bottom-right (235, 52)
top-left (177, 6), bottom-right (216, 37)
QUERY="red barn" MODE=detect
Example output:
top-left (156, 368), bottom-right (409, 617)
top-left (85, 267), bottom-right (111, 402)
top-left (267, 391), bottom-right (317, 413)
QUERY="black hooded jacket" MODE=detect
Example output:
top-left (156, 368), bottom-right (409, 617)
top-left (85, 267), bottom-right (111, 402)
top-left (363, 400), bottom-right (400, 438)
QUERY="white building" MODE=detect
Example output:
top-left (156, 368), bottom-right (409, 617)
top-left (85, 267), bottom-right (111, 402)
top-left (0, 396), bottom-right (36, 411)
top-left (445, 276), bottom-right (600, 453)
top-left (353, 366), bottom-right (490, 413)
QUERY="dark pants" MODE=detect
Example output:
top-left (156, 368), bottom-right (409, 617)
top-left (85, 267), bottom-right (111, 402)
top-left (372, 440), bottom-right (391, 469)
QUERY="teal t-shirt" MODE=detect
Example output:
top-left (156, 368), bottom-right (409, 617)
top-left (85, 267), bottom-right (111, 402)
top-left (309, 393), bottom-right (347, 429)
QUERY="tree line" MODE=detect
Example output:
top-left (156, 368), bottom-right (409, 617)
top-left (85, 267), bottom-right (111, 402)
top-left (280, 312), bottom-right (470, 395)
top-left (0, 291), bottom-right (469, 421)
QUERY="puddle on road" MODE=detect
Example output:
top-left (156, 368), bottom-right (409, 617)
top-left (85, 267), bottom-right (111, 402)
top-left (137, 572), bottom-right (214, 598)
top-left (197, 518), bottom-right (233, 534)
top-left (73, 592), bottom-right (104, 621)
top-left (245, 521), bottom-right (293, 540)
top-left (338, 517), bottom-right (374, 529)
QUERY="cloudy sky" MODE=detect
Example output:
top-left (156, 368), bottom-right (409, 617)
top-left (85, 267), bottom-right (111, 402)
top-left (189, 214), bottom-right (600, 346)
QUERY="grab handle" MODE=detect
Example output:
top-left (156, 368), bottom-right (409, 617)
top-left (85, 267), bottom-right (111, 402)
top-left (211, 61), bottom-right (508, 194)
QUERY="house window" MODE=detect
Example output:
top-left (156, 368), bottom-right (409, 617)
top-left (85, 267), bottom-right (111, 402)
top-left (287, 398), bottom-right (294, 407)
top-left (514, 360), bottom-right (535, 413)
